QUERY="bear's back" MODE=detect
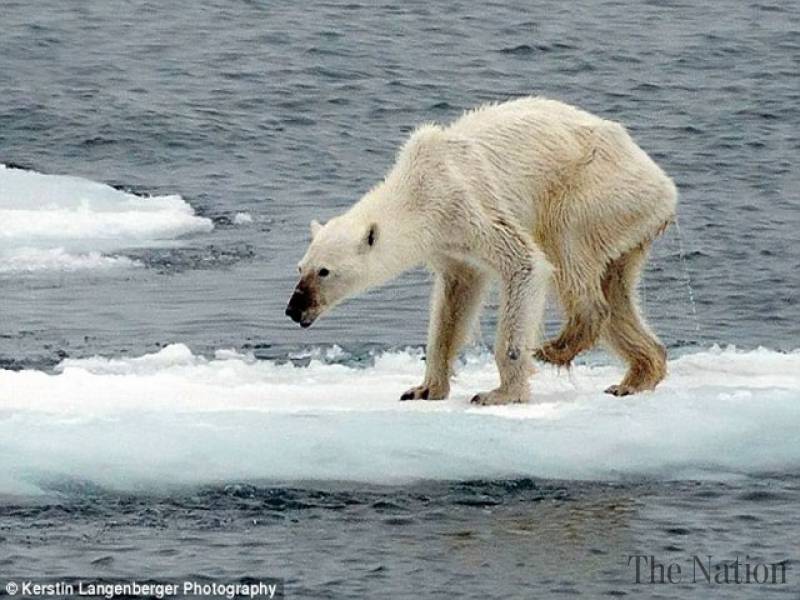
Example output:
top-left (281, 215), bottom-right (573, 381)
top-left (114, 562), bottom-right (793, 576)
top-left (447, 97), bottom-right (609, 141)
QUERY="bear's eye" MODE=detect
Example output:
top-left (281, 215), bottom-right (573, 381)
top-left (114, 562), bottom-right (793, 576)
top-left (318, 268), bottom-right (330, 278)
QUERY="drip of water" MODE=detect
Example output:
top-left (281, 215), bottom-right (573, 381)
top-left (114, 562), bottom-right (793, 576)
top-left (640, 264), bottom-right (647, 311)
top-left (674, 219), bottom-right (702, 339)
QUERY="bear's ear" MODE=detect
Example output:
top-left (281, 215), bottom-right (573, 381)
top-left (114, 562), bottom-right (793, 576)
top-left (359, 224), bottom-right (378, 253)
top-left (310, 219), bottom-right (323, 239)
top-left (366, 223), bottom-right (378, 248)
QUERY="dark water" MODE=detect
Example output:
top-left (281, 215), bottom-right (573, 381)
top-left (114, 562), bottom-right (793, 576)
top-left (1, 0), bottom-right (799, 598)
top-left (2, 478), bottom-right (799, 598)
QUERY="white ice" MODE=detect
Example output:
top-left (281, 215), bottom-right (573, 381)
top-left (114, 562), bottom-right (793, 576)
top-left (0, 164), bottom-right (212, 273)
top-left (233, 212), bottom-right (253, 225)
top-left (1, 345), bottom-right (798, 495)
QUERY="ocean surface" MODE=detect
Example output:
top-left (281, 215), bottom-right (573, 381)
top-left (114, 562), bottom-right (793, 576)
top-left (1, 0), bottom-right (799, 598)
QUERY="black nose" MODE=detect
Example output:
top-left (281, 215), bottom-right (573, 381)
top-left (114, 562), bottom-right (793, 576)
top-left (285, 304), bottom-right (302, 322)
top-left (286, 288), bottom-right (310, 323)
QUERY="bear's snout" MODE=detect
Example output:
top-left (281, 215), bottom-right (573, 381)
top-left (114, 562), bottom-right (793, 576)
top-left (286, 282), bottom-right (316, 328)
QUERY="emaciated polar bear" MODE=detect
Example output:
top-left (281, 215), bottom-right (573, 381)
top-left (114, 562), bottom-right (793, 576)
top-left (286, 97), bottom-right (677, 405)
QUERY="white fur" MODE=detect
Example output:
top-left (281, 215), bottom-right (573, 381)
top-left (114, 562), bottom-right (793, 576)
top-left (295, 97), bottom-right (677, 404)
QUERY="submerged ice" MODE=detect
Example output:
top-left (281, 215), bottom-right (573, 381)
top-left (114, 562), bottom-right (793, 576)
top-left (0, 345), bottom-right (798, 495)
top-left (0, 164), bottom-right (212, 273)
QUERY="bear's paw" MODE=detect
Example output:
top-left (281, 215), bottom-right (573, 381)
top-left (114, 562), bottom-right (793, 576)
top-left (469, 388), bottom-right (528, 406)
top-left (400, 382), bottom-right (449, 401)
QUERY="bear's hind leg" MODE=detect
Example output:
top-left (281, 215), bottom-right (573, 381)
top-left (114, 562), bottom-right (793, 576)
top-left (601, 242), bottom-right (667, 396)
top-left (401, 263), bottom-right (487, 401)
top-left (535, 267), bottom-right (610, 367)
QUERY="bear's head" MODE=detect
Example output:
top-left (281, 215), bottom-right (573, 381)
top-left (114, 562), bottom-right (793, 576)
top-left (285, 216), bottom-right (382, 328)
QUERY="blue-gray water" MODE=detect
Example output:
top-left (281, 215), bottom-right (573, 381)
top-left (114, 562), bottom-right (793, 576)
top-left (1, 0), bottom-right (798, 598)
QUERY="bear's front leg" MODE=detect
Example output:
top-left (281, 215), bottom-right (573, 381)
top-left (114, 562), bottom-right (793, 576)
top-left (401, 263), bottom-right (487, 401)
top-left (470, 245), bottom-right (552, 406)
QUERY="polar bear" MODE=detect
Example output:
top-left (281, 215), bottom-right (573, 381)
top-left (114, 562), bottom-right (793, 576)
top-left (286, 97), bottom-right (677, 405)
